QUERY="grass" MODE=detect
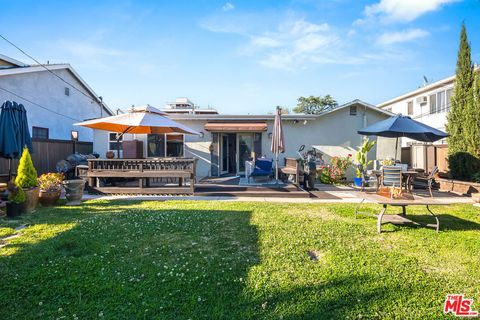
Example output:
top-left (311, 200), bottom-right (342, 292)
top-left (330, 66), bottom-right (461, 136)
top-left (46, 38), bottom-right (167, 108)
top-left (0, 200), bottom-right (479, 319)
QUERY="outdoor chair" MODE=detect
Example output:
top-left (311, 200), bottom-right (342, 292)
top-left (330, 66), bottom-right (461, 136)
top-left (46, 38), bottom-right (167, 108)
top-left (381, 166), bottom-right (402, 188)
top-left (248, 158), bottom-right (273, 183)
top-left (426, 166), bottom-right (439, 197)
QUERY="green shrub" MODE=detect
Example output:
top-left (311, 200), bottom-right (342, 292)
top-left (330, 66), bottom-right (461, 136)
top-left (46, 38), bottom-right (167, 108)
top-left (448, 152), bottom-right (480, 181)
top-left (15, 146), bottom-right (38, 188)
top-left (8, 183), bottom-right (26, 204)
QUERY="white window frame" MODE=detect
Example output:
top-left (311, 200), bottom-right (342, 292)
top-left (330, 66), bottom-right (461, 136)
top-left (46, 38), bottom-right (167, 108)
top-left (108, 132), bottom-right (123, 157)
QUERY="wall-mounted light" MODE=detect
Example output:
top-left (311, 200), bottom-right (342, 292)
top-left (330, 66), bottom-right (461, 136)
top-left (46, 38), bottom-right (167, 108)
top-left (199, 131), bottom-right (204, 138)
top-left (71, 130), bottom-right (79, 141)
top-left (293, 120), bottom-right (299, 124)
top-left (268, 132), bottom-right (272, 139)
top-left (303, 120), bottom-right (308, 125)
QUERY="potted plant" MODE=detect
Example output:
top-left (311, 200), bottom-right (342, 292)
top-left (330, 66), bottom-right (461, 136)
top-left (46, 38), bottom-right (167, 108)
top-left (38, 173), bottom-right (64, 207)
top-left (15, 146), bottom-right (39, 213)
top-left (6, 182), bottom-right (25, 217)
top-left (355, 138), bottom-right (376, 187)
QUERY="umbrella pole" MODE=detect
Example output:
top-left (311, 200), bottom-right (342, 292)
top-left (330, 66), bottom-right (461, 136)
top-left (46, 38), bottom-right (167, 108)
top-left (8, 158), bottom-right (12, 182)
top-left (275, 153), bottom-right (279, 184)
top-left (395, 137), bottom-right (398, 162)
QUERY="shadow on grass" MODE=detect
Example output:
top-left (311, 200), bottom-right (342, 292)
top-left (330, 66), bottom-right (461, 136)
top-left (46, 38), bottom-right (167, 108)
top-left (245, 275), bottom-right (401, 319)
top-left (0, 202), bottom-right (260, 319)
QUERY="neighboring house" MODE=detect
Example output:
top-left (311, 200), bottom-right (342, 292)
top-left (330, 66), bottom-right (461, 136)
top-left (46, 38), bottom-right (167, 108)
top-left (377, 69), bottom-right (479, 147)
top-left (93, 99), bottom-right (396, 180)
top-left (0, 54), bottom-right (113, 143)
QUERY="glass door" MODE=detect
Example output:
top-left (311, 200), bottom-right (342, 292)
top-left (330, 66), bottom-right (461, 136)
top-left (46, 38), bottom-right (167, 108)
top-left (220, 134), bottom-right (229, 174)
top-left (237, 133), bottom-right (254, 174)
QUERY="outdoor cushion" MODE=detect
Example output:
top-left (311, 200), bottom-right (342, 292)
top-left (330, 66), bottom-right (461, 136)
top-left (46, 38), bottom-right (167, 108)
top-left (250, 158), bottom-right (272, 177)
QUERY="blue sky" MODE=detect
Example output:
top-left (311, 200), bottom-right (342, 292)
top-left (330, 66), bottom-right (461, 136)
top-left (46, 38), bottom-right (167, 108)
top-left (1, 0), bottom-right (479, 114)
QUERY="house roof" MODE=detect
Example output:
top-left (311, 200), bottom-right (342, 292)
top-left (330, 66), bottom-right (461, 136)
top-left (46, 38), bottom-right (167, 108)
top-left (0, 54), bottom-right (28, 67)
top-left (321, 99), bottom-right (394, 117)
top-left (167, 99), bottom-right (392, 121)
top-left (377, 75), bottom-right (456, 108)
top-left (0, 60), bottom-right (114, 116)
top-left (377, 67), bottom-right (480, 109)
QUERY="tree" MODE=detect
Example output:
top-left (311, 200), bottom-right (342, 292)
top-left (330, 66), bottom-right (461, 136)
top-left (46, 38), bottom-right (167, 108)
top-left (446, 23), bottom-right (475, 156)
top-left (277, 106), bottom-right (290, 114)
top-left (15, 146), bottom-right (38, 188)
top-left (293, 95), bottom-right (338, 114)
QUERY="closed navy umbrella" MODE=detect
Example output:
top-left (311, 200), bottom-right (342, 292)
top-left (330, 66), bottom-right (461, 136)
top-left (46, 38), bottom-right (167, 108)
top-left (357, 114), bottom-right (448, 159)
top-left (0, 101), bottom-right (33, 180)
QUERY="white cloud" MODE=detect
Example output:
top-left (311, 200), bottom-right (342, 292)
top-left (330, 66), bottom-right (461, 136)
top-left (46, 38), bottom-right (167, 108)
top-left (242, 19), bottom-right (340, 70)
top-left (222, 2), bottom-right (235, 12)
top-left (377, 28), bottom-right (429, 45)
top-left (364, 0), bottom-right (460, 22)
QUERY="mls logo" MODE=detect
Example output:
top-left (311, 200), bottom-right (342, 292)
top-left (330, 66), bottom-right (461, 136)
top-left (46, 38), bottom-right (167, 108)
top-left (444, 294), bottom-right (478, 317)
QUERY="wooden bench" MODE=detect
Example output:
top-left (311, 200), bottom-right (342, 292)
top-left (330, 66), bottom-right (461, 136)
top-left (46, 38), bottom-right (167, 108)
top-left (87, 158), bottom-right (196, 195)
top-left (280, 157), bottom-right (302, 186)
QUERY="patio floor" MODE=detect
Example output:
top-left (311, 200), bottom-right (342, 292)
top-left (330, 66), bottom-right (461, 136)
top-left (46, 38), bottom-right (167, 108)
top-left (81, 179), bottom-right (475, 204)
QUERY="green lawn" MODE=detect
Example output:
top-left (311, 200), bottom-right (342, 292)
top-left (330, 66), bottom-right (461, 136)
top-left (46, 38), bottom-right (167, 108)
top-left (0, 200), bottom-right (479, 319)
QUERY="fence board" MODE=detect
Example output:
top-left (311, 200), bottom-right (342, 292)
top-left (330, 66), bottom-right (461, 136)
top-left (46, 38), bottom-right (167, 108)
top-left (0, 139), bottom-right (93, 178)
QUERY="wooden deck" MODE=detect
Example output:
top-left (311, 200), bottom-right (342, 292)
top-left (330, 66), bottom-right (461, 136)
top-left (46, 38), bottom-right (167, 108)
top-left (195, 176), bottom-right (310, 198)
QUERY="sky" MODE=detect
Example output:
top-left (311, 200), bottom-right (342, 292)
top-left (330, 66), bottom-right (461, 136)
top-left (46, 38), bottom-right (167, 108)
top-left (1, 0), bottom-right (479, 114)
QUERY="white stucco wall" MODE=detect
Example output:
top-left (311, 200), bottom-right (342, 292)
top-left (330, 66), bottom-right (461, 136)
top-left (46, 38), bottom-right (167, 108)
top-left (0, 68), bottom-right (106, 142)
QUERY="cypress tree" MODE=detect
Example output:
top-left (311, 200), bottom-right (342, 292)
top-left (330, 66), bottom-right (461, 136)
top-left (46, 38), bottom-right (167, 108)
top-left (472, 69), bottom-right (480, 156)
top-left (446, 23), bottom-right (474, 155)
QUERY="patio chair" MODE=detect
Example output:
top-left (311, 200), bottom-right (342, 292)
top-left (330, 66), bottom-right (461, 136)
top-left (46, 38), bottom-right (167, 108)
top-left (248, 158), bottom-right (273, 183)
top-left (411, 166), bottom-right (438, 197)
top-left (381, 166), bottom-right (402, 188)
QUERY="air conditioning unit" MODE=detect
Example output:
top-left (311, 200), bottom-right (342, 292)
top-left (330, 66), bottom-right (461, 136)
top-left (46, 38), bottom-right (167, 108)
top-left (416, 96), bottom-right (428, 105)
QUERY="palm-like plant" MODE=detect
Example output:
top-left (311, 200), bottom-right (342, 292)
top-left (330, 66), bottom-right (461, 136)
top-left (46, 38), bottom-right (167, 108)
top-left (355, 138), bottom-right (376, 182)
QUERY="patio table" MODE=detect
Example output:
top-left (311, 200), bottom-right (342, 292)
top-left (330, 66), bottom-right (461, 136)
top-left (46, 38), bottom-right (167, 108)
top-left (355, 194), bottom-right (448, 233)
top-left (371, 169), bottom-right (418, 192)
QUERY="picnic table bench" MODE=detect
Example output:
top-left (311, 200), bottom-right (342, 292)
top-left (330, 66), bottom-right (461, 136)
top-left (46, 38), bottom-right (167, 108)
top-left (355, 194), bottom-right (448, 233)
top-left (87, 158), bottom-right (196, 194)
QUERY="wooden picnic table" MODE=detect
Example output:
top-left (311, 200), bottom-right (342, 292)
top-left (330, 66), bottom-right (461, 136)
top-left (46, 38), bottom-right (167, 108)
top-left (355, 194), bottom-right (449, 233)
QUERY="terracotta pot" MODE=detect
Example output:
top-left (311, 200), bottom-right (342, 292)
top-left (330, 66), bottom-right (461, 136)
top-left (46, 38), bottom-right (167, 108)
top-left (23, 187), bottom-right (39, 213)
top-left (106, 151), bottom-right (115, 159)
top-left (7, 202), bottom-right (24, 218)
top-left (62, 180), bottom-right (85, 204)
top-left (39, 189), bottom-right (61, 207)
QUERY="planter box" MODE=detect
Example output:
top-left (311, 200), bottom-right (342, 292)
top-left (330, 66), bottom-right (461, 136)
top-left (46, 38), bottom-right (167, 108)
top-left (437, 178), bottom-right (480, 195)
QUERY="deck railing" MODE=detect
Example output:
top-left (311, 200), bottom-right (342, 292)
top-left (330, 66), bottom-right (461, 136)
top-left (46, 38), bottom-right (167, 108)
top-left (87, 158), bottom-right (196, 194)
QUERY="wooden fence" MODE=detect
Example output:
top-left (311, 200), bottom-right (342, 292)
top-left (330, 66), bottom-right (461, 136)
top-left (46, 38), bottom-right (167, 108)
top-left (406, 144), bottom-right (449, 173)
top-left (0, 139), bottom-right (93, 179)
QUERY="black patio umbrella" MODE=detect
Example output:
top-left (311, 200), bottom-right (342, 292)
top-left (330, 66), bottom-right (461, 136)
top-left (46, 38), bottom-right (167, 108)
top-left (0, 101), bottom-right (33, 180)
top-left (357, 114), bottom-right (448, 160)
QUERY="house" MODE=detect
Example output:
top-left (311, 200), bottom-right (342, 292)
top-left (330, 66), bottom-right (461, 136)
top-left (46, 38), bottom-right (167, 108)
top-left (0, 54), bottom-right (113, 142)
top-left (377, 68), bottom-right (480, 147)
top-left (92, 98), bottom-right (396, 180)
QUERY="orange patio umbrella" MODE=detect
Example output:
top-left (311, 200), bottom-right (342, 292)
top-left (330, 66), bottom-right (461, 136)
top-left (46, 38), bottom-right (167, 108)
top-left (75, 105), bottom-right (199, 157)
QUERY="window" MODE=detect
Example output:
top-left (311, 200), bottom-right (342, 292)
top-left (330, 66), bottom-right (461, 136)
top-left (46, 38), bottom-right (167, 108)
top-left (147, 134), bottom-right (165, 157)
top-left (446, 88), bottom-right (453, 111)
top-left (32, 126), bottom-right (49, 139)
top-left (437, 91), bottom-right (446, 112)
top-left (407, 101), bottom-right (413, 115)
top-left (147, 134), bottom-right (184, 157)
top-left (349, 105), bottom-right (357, 116)
top-left (166, 134), bottom-right (184, 157)
top-left (64, 87), bottom-right (70, 96)
top-left (428, 88), bottom-right (452, 114)
top-left (108, 132), bottom-right (122, 156)
top-left (429, 94), bottom-right (437, 114)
